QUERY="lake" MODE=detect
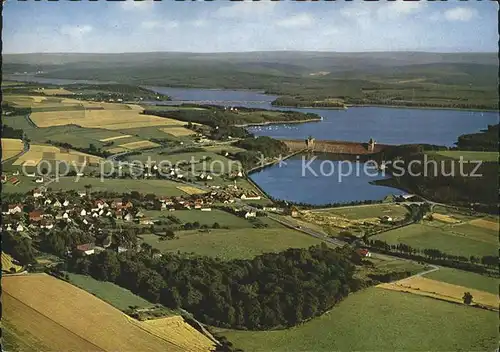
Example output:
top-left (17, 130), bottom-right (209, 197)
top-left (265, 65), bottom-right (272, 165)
top-left (249, 155), bottom-right (405, 205)
top-left (6, 75), bottom-right (498, 204)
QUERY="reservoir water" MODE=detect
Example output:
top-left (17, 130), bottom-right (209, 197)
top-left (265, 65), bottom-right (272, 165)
top-left (7, 75), bottom-right (499, 204)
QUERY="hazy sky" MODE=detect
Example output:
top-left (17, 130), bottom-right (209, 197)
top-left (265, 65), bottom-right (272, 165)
top-left (3, 0), bottom-right (498, 53)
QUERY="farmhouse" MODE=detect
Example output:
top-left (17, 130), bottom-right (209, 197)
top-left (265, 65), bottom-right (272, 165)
top-left (7, 204), bottom-right (23, 215)
top-left (357, 248), bottom-right (372, 257)
top-left (33, 189), bottom-right (44, 198)
top-left (244, 211), bottom-right (257, 219)
top-left (29, 210), bottom-right (44, 222)
top-left (76, 243), bottom-right (95, 256)
top-left (240, 194), bottom-right (261, 201)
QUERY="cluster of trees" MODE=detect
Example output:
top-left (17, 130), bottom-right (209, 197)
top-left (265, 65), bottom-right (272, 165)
top-left (46, 141), bottom-right (112, 158)
top-left (269, 197), bottom-right (385, 210)
top-left (1, 103), bottom-right (31, 116)
top-left (2, 124), bottom-right (24, 139)
top-left (366, 239), bottom-right (497, 274)
top-left (68, 244), bottom-right (363, 330)
top-left (455, 124), bottom-right (499, 151)
top-left (272, 96), bottom-right (345, 108)
top-left (2, 231), bottom-right (36, 264)
top-left (143, 108), bottom-right (252, 141)
top-left (343, 98), bottom-right (498, 111)
top-left (55, 84), bottom-right (170, 102)
top-left (232, 136), bottom-right (289, 168)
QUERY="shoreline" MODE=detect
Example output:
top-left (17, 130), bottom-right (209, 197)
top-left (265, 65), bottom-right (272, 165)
top-left (236, 118), bottom-right (322, 128)
top-left (272, 102), bottom-right (498, 113)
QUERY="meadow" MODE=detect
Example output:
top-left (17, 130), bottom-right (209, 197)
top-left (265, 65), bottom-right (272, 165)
top-left (141, 228), bottom-right (323, 260)
top-left (47, 177), bottom-right (189, 196)
top-left (143, 209), bottom-right (254, 228)
top-left (429, 150), bottom-right (499, 162)
top-left (2, 274), bottom-right (193, 352)
top-left (424, 267), bottom-right (498, 295)
top-left (316, 203), bottom-right (409, 220)
top-left (66, 272), bottom-right (157, 311)
top-left (372, 223), bottom-right (497, 257)
top-left (222, 287), bottom-right (498, 352)
top-left (378, 276), bottom-right (498, 309)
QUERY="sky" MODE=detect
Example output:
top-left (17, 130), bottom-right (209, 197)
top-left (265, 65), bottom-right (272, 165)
top-left (2, 0), bottom-right (498, 53)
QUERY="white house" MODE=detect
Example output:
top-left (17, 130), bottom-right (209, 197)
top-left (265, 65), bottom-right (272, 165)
top-left (33, 189), bottom-right (44, 198)
top-left (35, 177), bottom-right (44, 183)
top-left (16, 224), bottom-right (24, 232)
top-left (200, 208), bottom-right (212, 212)
top-left (8, 204), bottom-right (23, 215)
top-left (244, 211), bottom-right (257, 219)
top-left (44, 199), bottom-right (53, 206)
top-left (80, 209), bottom-right (87, 217)
top-left (240, 194), bottom-right (261, 201)
top-left (63, 200), bottom-right (70, 207)
top-left (62, 212), bottom-right (70, 220)
top-left (123, 213), bottom-right (134, 222)
top-left (83, 218), bottom-right (89, 225)
top-left (53, 200), bottom-right (62, 208)
top-left (78, 191), bottom-right (87, 198)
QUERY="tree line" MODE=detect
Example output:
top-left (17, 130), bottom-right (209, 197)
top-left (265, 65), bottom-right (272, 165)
top-left (67, 244), bottom-right (363, 330)
top-left (366, 239), bottom-right (497, 275)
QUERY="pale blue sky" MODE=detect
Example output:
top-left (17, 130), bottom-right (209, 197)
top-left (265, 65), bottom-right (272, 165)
top-left (3, 0), bottom-right (498, 53)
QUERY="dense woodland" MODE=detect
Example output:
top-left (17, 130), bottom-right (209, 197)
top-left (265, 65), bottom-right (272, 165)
top-left (374, 142), bottom-right (498, 207)
top-left (2, 124), bottom-right (24, 139)
top-left (455, 124), bottom-right (499, 151)
top-left (66, 244), bottom-right (363, 330)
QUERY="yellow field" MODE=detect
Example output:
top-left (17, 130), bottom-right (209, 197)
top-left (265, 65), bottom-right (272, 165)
top-left (161, 127), bottom-right (196, 136)
top-left (177, 185), bottom-right (207, 195)
top-left (13, 144), bottom-right (102, 166)
top-left (119, 140), bottom-right (161, 150)
top-left (2, 138), bottom-right (24, 161)
top-left (378, 276), bottom-right (498, 310)
top-left (432, 213), bottom-right (460, 224)
top-left (30, 109), bottom-right (186, 130)
top-left (469, 218), bottom-right (499, 231)
top-left (2, 274), bottom-right (214, 352)
top-left (35, 88), bottom-right (73, 95)
top-left (138, 316), bottom-right (215, 352)
top-left (107, 147), bottom-right (129, 154)
top-left (99, 134), bottom-right (132, 142)
top-left (2, 252), bottom-right (22, 273)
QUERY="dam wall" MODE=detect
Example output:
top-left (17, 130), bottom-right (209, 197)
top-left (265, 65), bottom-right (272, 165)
top-left (282, 139), bottom-right (392, 155)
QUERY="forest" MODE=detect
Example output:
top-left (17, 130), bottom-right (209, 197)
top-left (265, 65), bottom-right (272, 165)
top-left (67, 244), bottom-right (364, 330)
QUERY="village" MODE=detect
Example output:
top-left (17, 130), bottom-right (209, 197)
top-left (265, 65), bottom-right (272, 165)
top-left (2, 180), bottom-right (271, 259)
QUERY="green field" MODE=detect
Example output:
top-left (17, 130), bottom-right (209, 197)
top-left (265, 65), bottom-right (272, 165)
top-left (143, 209), bottom-right (254, 228)
top-left (222, 287), bottom-right (498, 352)
top-left (372, 223), bottom-right (496, 257)
top-left (47, 177), bottom-right (188, 196)
top-left (424, 268), bottom-right (498, 294)
top-left (430, 150), bottom-right (499, 162)
top-left (316, 204), bottom-right (409, 220)
top-left (450, 222), bottom-right (498, 244)
top-left (140, 228), bottom-right (324, 260)
top-left (66, 273), bottom-right (154, 311)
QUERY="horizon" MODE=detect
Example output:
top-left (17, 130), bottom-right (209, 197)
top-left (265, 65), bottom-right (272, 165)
top-left (3, 0), bottom-right (498, 54)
